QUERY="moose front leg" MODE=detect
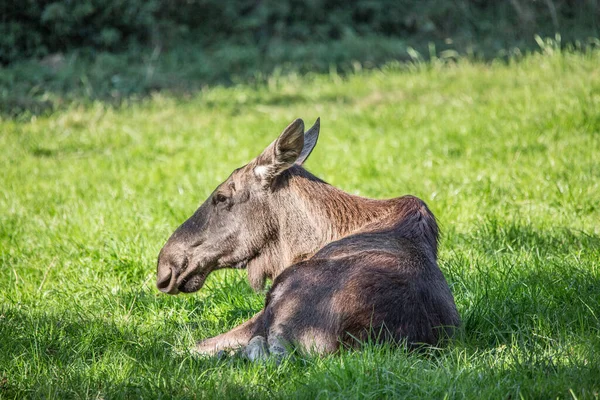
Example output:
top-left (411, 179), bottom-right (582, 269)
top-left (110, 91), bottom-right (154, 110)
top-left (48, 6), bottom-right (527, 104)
top-left (194, 311), bottom-right (265, 356)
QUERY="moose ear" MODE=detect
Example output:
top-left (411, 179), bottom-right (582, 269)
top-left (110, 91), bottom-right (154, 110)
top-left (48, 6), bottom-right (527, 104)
top-left (254, 118), bottom-right (305, 184)
top-left (295, 117), bottom-right (320, 165)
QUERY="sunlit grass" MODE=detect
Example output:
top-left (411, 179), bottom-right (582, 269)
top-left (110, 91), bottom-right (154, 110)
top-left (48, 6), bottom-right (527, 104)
top-left (1, 46), bottom-right (599, 398)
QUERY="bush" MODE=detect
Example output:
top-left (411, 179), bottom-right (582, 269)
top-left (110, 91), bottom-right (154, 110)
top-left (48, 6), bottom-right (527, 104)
top-left (0, 0), bottom-right (159, 63)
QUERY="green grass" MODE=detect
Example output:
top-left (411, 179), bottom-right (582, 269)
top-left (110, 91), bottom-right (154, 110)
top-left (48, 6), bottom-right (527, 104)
top-left (1, 43), bottom-right (600, 399)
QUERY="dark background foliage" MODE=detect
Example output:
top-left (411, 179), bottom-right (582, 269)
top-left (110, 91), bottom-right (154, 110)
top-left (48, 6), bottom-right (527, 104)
top-left (1, 0), bottom-right (599, 116)
top-left (2, 0), bottom-right (599, 64)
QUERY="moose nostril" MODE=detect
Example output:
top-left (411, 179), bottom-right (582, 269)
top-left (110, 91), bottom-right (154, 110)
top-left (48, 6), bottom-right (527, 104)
top-left (157, 268), bottom-right (173, 291)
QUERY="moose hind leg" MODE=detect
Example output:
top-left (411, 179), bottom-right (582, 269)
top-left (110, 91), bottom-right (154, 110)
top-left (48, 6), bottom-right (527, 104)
top-left (263, 270), bottom-right (341, 356)
top-left (264, 305), bottom-right (339, 357)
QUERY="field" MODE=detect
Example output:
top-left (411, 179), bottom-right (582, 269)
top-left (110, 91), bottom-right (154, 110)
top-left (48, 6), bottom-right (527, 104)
top-left (1, 43), bottom-right (599, 398)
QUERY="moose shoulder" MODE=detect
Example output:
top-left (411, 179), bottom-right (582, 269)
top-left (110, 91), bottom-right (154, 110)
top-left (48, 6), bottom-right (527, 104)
top-left (157, 118), bottom-right (459, 359)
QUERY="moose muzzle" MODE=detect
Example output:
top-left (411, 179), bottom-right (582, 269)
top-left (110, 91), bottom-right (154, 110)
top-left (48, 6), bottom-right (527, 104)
top-left (156, 242), bottom-right (190, 294)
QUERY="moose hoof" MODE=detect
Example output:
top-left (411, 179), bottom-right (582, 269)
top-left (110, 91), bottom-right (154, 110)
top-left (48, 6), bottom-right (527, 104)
top-left (244, 336), bottom-right (269, 362)
top-left (268, 336), bottom-right (288, 364)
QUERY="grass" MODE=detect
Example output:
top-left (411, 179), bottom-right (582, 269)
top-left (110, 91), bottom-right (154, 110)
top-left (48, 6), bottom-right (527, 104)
top-left (1, 42), bottom-right (600, 398)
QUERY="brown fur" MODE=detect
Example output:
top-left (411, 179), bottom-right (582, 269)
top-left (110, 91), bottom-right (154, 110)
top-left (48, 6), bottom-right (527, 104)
top-left (156, 118), bottom-right (459, 356)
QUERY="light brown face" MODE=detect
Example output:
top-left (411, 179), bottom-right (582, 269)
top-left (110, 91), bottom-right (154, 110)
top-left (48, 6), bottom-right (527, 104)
top-left (156, 163), bottom-right (271, 294)
top-left (156, 118), bottom-right (320, 294)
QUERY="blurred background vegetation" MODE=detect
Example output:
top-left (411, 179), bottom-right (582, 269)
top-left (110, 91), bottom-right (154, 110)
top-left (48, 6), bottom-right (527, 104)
top-left (1, 0), bottom-right (599, 116)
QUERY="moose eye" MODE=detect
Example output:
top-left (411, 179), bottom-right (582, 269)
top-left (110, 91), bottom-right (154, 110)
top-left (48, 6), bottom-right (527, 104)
top-left (214, 193), bottom-right (228, 204)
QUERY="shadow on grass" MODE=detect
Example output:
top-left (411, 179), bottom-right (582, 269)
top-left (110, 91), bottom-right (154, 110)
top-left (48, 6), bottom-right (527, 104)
top-left (2, 219), bottom-right (598, 398)
top-left (282, 344), bottom-right (600, 399)
top-left (444, 220), bottom-right (600, 348)
top-left (0, 306), bottom-right (273, 399)
top-left (3, 34), bottom-right (597, 119)
top-left (0, 39), bottom-right (391, 119)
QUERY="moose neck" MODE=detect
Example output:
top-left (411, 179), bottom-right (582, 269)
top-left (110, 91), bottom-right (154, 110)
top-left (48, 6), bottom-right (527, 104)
top-left (271, 167), bottom-right (395, 273)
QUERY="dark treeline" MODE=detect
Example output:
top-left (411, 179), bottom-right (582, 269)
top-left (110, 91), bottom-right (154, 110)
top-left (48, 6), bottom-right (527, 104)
top-left (2, 0), bottom-right (599, 64)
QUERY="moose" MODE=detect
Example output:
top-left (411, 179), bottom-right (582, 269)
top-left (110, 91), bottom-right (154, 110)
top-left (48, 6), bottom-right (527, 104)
top-left (157, 118), bottom-right (459, 360)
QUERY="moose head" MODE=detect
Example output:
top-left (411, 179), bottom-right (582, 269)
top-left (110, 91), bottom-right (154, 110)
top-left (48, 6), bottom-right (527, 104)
top-left (157, 118), bottom-right (321, 294)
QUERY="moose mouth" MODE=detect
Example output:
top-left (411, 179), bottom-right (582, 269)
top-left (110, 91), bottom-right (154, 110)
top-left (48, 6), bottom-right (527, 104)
top-left (176, 253), bottom-right (259, 293)
top-left (178, 272), bottom-right (208, 293)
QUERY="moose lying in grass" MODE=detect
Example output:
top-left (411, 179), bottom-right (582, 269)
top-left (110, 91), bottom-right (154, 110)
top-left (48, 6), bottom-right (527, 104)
top-left (157, 118), bottom-right (459, 360)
